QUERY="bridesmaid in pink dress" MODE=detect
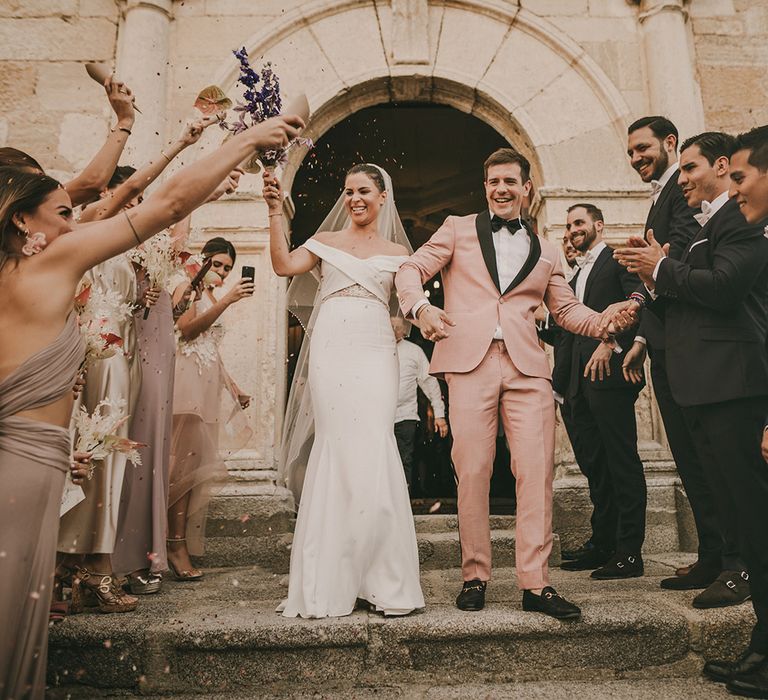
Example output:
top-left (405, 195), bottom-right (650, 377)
top-left (167, 236), bottom-right (253, 579)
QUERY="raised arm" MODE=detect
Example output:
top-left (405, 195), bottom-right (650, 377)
top-left (64, 77), bottom-right (136, 206)
top-left (79, 117), bottom-right (217, 223)
top-left (48, 115), bottom-right (304, 281)
top-left (262, 170), bottom-right (318, 276)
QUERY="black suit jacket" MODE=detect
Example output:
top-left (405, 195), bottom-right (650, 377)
top-left (566, 245), bottom-right (645, 398)
top-left (638, 174), bottom-right (701, 350)
top-left (654, 197), bottom-right (768, 407)
top-left (538, 317), bottom-right (574, 397)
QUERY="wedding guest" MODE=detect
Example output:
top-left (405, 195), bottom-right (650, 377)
top-left (0, 111), bottom-right (301, 700)
top-left (621, 116), bottom-right (725, 592)
top-left (698, 124), bottom-right (768, 699)
top-left (167, 236), bottom-right (253, 580)
top-left (57, 164), bottom-right (145, 614)
top-left (390, 316), bottom-right (448, 491)
top-left (0, 76), bottom-right (136, 206)
top-left (114, 169), bottom-right (242, 595)
top-left (615, 130), bottom-right (768, 698)
top-left (558, 204), bottom-right (646, 578)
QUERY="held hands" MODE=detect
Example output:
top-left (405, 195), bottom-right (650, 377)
top-left (104, 76), bottom-right (136, 128)
top-left (584, 341), bottom-right (614, 382)
top-left (222, 278), bottom-right (255, 305)
top-left (72, 366), bottom-right (87, 398)
top-left (417, 305), bottom-right (455, 342)
top-left (262, 171), bottom-right (283, 212)
top-left (613, 229), bottom-right (670, 288)
top-left (622, 340), bottom-right (646, 385)
top-left (597, 300), bottom-right (639, 339)
top-left (70, 452), bottom-right (93, 486)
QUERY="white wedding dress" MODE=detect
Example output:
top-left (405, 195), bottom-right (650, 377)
top-left (278, 239), bottom-right (425, 618)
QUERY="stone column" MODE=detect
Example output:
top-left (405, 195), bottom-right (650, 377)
top-left (637, 0), bottom-right (705, 139)
top-left (115, 0), bottom-right (172, 165)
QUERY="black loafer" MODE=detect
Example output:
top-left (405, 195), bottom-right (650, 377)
top-left (561, 540), bottom-right (595, 561)
top-left (522, 586), bottom-right (581, 620)
top-left (456, 579), bottom-right (486, 611)
top-left (704, 650), bottom-right (767, 683)
top-left (561, 547), bottom-right (613, 572)
top-left (590, 552), bottom-right (644, 580)
top-left (693, 570), bottom-right (750, 609)
top-left (661, 561), bottom-right (720, 590)
top-left (727, 656), bottom-right (768, 698)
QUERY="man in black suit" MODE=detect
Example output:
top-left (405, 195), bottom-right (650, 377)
top-left (616, 130), bottom-right (768, 698)
top-left (552, 204), bottom-right (646, 579)
top-left (622, 117), bottom-right (729, 595)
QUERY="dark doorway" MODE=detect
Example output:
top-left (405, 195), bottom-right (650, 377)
top-left (288, 102), bottom-right (521, 512)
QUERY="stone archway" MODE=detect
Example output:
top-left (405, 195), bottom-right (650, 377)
top-left (197, 0), bottom-right (669, 476)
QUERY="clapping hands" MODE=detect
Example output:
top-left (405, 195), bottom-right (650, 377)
top-left (614, 229), bottom-right (670, 288)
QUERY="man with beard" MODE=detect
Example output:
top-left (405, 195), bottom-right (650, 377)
top-left (555, 204), bottom-right (646, 578)
top-left (616, 130), bottom-right (768, 698)
top-left (622, 117), bottom-right (727, 596)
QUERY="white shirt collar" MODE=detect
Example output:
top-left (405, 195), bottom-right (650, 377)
top-left (694, 190), bottom-right (730, 227)
top-left (575, 240), bottom-right (607, 268)
top-left (650, 162), bottom-right (679, 202)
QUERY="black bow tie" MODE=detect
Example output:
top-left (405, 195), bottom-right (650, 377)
top-left (490, 214), bottom-right (522, 233)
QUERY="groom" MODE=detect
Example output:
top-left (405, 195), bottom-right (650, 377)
top-left (395, 148), bottom-right (632, 619)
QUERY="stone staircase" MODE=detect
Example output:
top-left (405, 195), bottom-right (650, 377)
top-left (46, 469), bottom-right (737, 698)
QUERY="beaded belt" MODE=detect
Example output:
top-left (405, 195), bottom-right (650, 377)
top-left (321, 284), bottom-right (385, 307)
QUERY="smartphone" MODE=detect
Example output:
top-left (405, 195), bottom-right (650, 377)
top-left (242, 265), bottom-right (255, 295)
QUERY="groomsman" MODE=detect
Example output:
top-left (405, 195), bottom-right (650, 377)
top-left (558, 205), bottom-right (646, 578)
top-left (623, 117), bottom-right (727, 594)
top-left (615, 129), bottom-right (768, 698)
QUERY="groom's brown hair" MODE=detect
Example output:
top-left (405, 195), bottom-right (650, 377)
top-left (483, 148), bottom-right (531, 183)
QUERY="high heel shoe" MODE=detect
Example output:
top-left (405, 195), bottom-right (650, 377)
top-left (166, 538), bottom-right (204, 581)
top-left (71, 567), bottom-right (138, 614)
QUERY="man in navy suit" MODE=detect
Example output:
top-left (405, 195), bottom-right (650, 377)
top-left (616, 130), bottom-right (768, 699)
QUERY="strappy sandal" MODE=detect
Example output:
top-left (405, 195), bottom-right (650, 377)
top-left (166, 538), bottom-right (204, 581)
top-left (71, 567), bottom-right (138, 614)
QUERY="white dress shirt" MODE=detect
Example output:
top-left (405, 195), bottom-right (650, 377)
top-left (650, 162), bottom-right (679, 205)
top-left (651, 188), bottom-right (730, 289)
top-left (395, 339), bottom-right (445, 423)
top-left (574, 241), bottom-right (607, 303)
top-left (492, 215), bottom-right (530, 339)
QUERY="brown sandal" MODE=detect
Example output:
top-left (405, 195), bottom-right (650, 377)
top-left (166, 538), bottom-right (204, 581)
top-left (71, 567), bottom-right (138, 614)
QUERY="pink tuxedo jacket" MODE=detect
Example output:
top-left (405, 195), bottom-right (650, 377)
top-left (395, 211), bottom-right (605, 378)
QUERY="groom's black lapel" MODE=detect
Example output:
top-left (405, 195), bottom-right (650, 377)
top-left (502, 220), bottom-right (541, 295)
top-left (475, 210), bottom-right (501, 292)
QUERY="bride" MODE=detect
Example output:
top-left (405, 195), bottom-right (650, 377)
top-left (264, 163), bottom-right (425, 618)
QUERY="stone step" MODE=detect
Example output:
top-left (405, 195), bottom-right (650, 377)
top-left (413, 513), bottom-right (515, 533)
top-left (48, 678), bottom-right (732, 699)
top-left (47, 555), bottom-right (756, 697)
top-left (200, 526), bottom-right (560, 573)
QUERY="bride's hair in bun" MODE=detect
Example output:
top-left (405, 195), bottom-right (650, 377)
top-left (201, 236), bottom-right (237, 262)
top-left (346, 163), bottom-right (386, 193)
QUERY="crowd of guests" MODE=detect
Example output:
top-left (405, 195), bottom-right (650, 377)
top-left (538, 116), bottom-right (768, 697)
top-left (0, 78), bottom-right (301, 699)
top-left (1, 70), bottom-right (768, 700)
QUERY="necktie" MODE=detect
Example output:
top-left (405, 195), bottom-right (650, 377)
top-left (490, 214), bottom-right (522, 233)
top-left (650, 180), bottom-right (663, 198)
top-left (693, 200), bottom-right (713, 227)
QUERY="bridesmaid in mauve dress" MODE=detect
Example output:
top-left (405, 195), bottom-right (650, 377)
top-left (0, 116), bottom-right (301, 699)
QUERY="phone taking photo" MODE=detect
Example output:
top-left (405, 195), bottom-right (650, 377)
top-left (242, 265), bottom-right (255, 295)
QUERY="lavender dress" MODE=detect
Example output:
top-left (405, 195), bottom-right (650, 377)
top-left (113, 278), bottom-right (175, 575)
top-left (0, 314), bottom-right (84, 699)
